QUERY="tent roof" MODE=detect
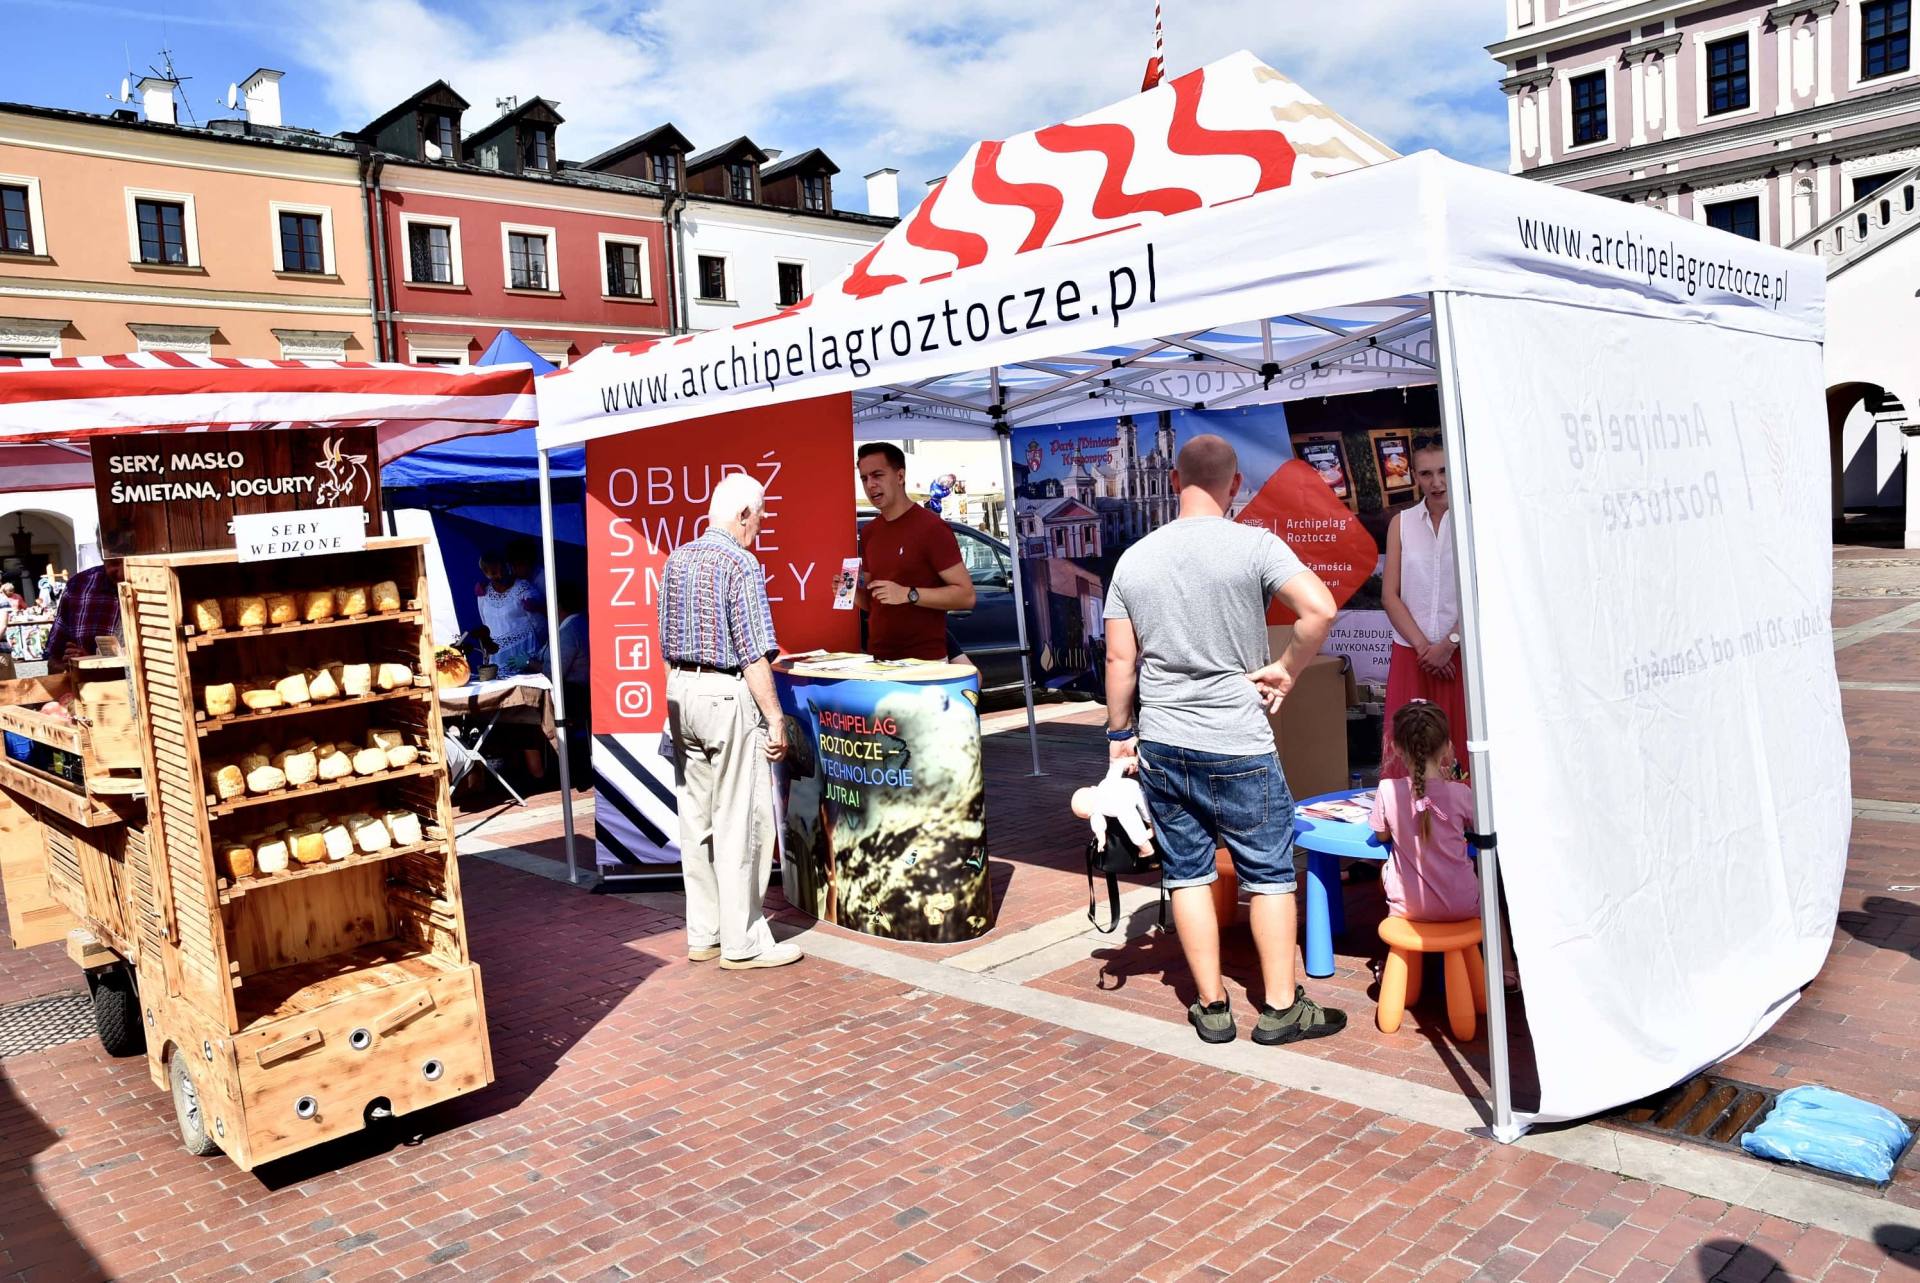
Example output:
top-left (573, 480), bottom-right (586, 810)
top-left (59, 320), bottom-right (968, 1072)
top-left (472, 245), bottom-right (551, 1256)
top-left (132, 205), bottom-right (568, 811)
top-left (536, 51), bottom-right (1821, 450)
top-left (0, 355), bottom-right (538, 493)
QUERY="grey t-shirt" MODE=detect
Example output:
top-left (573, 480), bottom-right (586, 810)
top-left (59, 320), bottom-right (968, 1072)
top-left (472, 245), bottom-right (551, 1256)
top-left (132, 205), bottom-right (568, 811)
top-left (1103, 517), bottom-right (1310, 755)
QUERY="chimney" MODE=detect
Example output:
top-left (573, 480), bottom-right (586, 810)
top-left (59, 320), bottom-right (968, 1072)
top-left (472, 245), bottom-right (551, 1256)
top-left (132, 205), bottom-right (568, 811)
top-left (240, 68), bottom-right (284, 128)
top-left (864, 167), bottom-right (900, 219)
top-left (137, 77), bottom-right (177, 125)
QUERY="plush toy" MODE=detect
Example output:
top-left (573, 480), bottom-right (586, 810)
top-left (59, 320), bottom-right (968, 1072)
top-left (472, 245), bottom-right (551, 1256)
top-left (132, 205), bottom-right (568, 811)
top-left (1070, 759), bottom-right (1155, 856)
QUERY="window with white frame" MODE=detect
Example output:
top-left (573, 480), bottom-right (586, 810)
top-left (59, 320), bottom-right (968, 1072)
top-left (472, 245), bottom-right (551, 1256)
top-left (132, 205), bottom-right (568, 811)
top-left (1705, 195), bottom-right (1761, 240)
top-left (697, 253), bottom-right (729, 301)
top-left (400, 214), bottom-right (462, 285)
top-left (1569, 70), bottom-right (1609, 145)
top-left (270, 202), bottom-right (335, 276)
top-left (600, 234), bottom-right (651, 298)
top-left (407, 335), bottom-right (469, 365)
top-left (1863, 0), bottom-right (1912, 80)
top-left (0, 176), bottom-right (45, 257)
top-left (1705, 34), bottom-right (1751, 115)
top-left (502, 224), bottom-right (558, 291)
top-left (776, 259), bottom-right (807, 307)
top-left (124, 188), bottom-right (199, 266)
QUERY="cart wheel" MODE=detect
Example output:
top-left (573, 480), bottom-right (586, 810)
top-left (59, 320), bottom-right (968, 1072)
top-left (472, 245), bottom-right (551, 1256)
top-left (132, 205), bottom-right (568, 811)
top-left (169, 1054), bottom-right (221, 1157)
top-left (88, 963), bottom-right (145, 1057)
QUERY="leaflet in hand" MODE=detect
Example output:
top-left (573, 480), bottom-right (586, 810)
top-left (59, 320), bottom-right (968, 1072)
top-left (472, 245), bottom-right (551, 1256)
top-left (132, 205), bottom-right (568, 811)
top-left (831, 557), bottom-right (861, 612)
top-left (1299, 792), bottom-right (1374, 824)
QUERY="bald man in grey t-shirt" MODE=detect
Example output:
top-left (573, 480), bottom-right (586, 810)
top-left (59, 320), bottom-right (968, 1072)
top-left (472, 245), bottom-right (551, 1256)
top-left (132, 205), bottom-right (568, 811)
top-left (1103, 434), bottom-right (1348, 1047)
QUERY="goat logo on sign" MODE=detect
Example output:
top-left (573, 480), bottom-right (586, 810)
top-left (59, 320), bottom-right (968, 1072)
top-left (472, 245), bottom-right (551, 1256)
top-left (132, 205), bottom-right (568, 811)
top-left (314, 435), bottom-right (372, 507)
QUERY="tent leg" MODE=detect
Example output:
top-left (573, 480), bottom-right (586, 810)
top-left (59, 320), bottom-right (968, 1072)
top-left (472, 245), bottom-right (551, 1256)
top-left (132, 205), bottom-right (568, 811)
top-left (1433, 292), bottom-right (1523, 1143)
top-left (996, 401), bottom-right (1043, 777)
top-left (537, 445), bottom-right (581, 886)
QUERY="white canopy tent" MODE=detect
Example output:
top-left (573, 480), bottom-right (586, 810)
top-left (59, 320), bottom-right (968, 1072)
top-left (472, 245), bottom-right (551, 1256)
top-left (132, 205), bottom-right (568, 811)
top-left (536, 53), bottom-right (1848, 1135)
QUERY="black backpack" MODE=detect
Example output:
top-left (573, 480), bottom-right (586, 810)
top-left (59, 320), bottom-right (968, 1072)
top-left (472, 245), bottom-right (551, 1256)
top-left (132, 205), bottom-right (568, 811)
top-left (1086, 816), bottom-right (1163, 933)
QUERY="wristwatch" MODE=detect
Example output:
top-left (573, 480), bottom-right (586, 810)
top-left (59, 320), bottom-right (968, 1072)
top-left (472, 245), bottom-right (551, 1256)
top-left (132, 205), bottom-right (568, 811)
top-left (907, 587), bottom-right (920, 605)
top-left (1447, 632), bottom-right (1461, 645)
top-left (1105, 727), bottom-right (1138, 742)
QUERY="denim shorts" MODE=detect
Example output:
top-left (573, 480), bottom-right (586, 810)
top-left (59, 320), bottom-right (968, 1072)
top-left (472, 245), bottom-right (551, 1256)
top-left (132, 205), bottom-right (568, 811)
top-left (1135, 741), bottom-right (1297, 894)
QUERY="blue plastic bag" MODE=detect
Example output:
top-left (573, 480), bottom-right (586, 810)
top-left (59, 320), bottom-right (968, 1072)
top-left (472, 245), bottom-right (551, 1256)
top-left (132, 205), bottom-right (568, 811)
top-left (1741, 1085), bottom-right (1913, 1184)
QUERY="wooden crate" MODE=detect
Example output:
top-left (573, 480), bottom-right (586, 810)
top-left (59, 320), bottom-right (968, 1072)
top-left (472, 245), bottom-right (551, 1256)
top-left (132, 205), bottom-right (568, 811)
top-left (107, 537), bottom-right (492, 1170)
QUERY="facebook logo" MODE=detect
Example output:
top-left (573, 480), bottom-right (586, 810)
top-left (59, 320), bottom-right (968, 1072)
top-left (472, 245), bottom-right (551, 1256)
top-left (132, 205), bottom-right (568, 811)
top-left (613, 630), bottom-right (652, 672)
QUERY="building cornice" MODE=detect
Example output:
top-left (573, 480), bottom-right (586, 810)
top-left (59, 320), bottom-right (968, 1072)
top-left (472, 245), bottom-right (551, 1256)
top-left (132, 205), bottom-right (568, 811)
top-left (1621, 31), bottom-right (1685, 61)
top-left (1573, 122), bottom-right (1920, 195)
top-left (0, 273), bottom-right (371, 316)
top-left (1766, 0), bottom-right (1839, 26)
top-left (1520, 81), bottom-right (1920, 182)
top-left (0, 109), bottom-right (360, 185)
top-left (1502, 68), bottom-right (1557, 95)
top-left (1491, 0), bottom-right (1729, 63)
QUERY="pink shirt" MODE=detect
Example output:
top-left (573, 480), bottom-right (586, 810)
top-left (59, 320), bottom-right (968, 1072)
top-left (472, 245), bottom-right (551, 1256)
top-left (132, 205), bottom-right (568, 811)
top-left (1369, 778), bottom-right (1480, 922)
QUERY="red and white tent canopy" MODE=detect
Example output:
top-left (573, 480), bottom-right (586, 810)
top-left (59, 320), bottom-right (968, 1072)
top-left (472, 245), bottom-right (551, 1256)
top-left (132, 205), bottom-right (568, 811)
top-left (0, 354), bottom-right (538, 491)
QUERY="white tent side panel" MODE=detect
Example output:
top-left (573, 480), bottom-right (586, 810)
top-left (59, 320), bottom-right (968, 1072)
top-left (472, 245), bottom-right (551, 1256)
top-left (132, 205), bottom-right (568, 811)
top-left (1447, 293), bottom-right (1849, 1125)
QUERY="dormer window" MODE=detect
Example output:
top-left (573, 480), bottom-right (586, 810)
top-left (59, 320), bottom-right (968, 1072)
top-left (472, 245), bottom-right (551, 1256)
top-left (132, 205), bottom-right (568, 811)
top-left (726, 161), bottom-right (754, 202)
top-left (801, 174), bottom-right (826, 211)
top-left (525, 128), bottom-right (553, 172)
top-left (651, 152), bottom-right (679, 188)
top-left (426, 113), bottom-right (457, 160)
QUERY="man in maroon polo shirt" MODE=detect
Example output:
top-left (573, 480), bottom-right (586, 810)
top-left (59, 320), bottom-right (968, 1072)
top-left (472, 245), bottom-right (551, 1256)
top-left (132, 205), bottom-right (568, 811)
top-left (855, 443), bottom-right (975, 661)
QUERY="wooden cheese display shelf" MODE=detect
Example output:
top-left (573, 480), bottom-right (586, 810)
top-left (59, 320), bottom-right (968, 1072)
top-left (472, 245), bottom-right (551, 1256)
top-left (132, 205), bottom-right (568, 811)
top-left (235, 940), bottom-right (461, 1031)
top-left (206, 759), bottom-right (442, 817)
top-left (216, 835), bottom-right (447, 904)
top-left (183, 609), bottom-right (423, 651)
top-left (194, 686), bottom-right (428, 736)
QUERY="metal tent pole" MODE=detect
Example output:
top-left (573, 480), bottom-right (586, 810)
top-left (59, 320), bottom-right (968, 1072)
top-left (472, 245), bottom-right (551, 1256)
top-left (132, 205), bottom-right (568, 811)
top-left (1431, 292), bottom-right (1521, 1143)
top-left (992, 368), bottom-right (1044, 777)
top-left (537, 445), bottom-right (581, 885)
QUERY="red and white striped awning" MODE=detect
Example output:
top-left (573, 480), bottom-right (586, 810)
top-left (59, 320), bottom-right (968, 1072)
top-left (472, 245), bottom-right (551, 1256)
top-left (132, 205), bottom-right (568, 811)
top-left (0, 353), bottom-right (538, 492)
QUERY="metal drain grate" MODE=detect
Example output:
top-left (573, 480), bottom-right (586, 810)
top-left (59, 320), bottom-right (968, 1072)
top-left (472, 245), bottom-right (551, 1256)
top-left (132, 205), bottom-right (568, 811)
top-left (0, 991), bottom-right (94, 1059)
top-left (1613, 1074), bottom-right (1920, 1191)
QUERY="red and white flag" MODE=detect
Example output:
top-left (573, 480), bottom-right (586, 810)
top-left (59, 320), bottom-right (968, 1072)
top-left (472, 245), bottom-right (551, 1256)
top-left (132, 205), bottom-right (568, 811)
top-left (1141, 1), bottom-right (1166, 89)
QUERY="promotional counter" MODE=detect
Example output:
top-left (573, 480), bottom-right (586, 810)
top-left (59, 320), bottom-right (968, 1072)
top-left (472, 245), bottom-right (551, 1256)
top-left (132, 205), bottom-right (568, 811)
top-left (774, 655), bottom-right (991, 943)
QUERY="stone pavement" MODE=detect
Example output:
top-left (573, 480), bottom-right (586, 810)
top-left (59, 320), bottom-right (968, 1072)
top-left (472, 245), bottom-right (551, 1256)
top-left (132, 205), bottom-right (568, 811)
top-left (0, 549), bottom-right (1917, 1282)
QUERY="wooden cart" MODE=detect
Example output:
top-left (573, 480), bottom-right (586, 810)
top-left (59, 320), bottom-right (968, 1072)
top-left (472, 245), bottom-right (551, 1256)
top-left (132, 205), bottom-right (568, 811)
top-left (1, 539), bottom-right (492, 1169)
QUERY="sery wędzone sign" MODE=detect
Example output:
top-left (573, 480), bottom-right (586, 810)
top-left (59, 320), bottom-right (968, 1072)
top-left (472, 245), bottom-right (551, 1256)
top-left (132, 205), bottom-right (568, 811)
top-left (92, 427), bottom-right (381, 557)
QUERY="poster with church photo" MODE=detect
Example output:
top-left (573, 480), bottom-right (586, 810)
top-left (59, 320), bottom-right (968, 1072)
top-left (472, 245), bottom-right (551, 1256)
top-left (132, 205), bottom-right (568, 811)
top-left (1008, 404), bottom-right (1294, 693)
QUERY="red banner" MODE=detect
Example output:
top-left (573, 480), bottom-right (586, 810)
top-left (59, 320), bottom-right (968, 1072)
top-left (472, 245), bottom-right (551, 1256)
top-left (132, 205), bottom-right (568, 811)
top-left (585, 394), bottom-right (860, 734)
top-left (1236, 459), bottom-right (1379, 624)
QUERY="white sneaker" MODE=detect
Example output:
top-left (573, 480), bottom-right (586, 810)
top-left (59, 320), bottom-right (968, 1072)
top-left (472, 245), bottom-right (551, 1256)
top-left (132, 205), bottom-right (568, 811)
top-left (718, 940), bottom-right (803, 970)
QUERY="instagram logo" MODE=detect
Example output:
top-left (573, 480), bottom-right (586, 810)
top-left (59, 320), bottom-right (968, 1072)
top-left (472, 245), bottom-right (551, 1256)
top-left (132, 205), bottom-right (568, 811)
top-left (613, 630), bottom-right (652, 672)
top-left (614, 682), bottom-right (652, 719)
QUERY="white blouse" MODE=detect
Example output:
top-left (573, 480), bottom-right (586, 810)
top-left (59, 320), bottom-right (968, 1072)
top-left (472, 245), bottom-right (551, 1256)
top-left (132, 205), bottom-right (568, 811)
top-left (1391, 504), bottom-right (1460, 649)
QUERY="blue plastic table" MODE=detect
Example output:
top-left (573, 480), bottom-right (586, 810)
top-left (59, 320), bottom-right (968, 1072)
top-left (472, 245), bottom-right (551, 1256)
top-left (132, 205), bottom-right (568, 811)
top-left (1294, 789), bottom-right (1389, 978)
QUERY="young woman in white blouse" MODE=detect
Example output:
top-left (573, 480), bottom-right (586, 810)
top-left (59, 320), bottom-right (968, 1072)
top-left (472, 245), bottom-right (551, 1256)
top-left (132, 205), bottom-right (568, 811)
top-left (1379, 436), bottom-right (1468, 778)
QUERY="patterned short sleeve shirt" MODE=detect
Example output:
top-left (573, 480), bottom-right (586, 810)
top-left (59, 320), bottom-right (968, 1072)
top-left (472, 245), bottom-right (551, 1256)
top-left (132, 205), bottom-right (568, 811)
top-left (658, 529), bottom-right (779, 670)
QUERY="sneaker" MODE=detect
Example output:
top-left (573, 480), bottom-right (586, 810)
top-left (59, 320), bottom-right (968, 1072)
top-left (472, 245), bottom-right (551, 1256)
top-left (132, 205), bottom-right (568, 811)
top-left (1187, 997), bottom-right (1236, 1044)
top-left (1253, 986), bottom-right (1348, 1045)
top-left (718, 940), bottom-right (803, 970)
top-left (687, 945), bottom-right (721, 962)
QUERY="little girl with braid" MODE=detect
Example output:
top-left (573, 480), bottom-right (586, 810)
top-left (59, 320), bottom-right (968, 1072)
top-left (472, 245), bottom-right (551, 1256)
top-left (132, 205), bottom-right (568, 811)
top-left (1369, 701), bottom-right (1480, 923)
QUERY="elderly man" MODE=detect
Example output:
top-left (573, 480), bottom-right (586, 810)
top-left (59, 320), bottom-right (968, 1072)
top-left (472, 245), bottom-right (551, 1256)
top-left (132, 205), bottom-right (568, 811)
top-left (45, 561), bottom-right (122, 673)
top-left (1104, 435), bottom-right (1345, 1045)
top-left (660, 471), bottom-right (800, 970)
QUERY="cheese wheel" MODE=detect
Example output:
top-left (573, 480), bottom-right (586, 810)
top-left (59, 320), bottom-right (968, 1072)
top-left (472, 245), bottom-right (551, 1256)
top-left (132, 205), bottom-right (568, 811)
top-left (253, 836), bottom-right (289, 875)
top-left (367, 728), bottom-right (407, 751)
top-left (348, 813), bottom-right (391, 853)
top-left (372, 580), bottom-right (402, 613)
top-left (275, 672), bottom-right (311, 706)
top-left (351, 746), bottom-right (387, 776)
top-left (322, 823), bottom-right (353, 861)
top-left (290, 828), bottom-right (328, 865)
top-left (384, 810), bottom-right (423, 846)
top-left (385, 744), bottom-right (420, 769)
top-left (212, 764), bottom-right (245, 800)
top-left (240, 685), bottom-right (284, 711)
top-left (341, 663), bottom-right (372, 697)
top-left (203, 683), bottom-right (237, 717)
top-left (246, 764), bottom-right (287, 795)
top-left (190, 599), bottom-right (224, 632)
top-left (307, 666), bottom-right (340, 702)
top-left (300, 590), bottom-right (335, 622)
top-left (235, 595), bottom-right (268, 628)
top-left (279, 748), bottom-right (318, 787)
top-left (261, 592), bottom-right (295, 625)
top-left (337, 584), bottom-right (370, 617)
top-left (219, 842), bottom-right (256, 880)
top-left (316, 746), bottom-right (352, 780)
top-left (376, 662), bottom-right (413, 691)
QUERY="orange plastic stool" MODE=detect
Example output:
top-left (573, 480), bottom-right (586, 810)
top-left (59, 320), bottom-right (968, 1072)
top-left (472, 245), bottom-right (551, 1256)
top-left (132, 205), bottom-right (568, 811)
top-left (1376, 916), bottom-right (1488, 1041)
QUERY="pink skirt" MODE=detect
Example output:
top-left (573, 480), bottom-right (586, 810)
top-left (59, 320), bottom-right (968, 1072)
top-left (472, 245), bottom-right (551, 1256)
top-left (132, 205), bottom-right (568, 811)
top-left (1380, 643), bottom-right (1469, 781)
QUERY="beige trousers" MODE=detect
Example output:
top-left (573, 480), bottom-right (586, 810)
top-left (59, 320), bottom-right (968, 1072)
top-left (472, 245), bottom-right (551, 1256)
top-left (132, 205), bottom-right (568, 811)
top-left (666, 667), bottom-right (777, 961)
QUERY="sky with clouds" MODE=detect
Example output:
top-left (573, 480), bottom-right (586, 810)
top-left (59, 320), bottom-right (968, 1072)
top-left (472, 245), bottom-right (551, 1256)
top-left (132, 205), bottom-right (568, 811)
top-left (6, 0), bottom-right (1511, 213)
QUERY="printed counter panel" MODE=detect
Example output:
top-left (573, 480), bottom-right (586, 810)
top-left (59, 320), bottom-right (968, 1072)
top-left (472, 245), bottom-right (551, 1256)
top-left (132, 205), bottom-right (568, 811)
top-left (774, 660), bottom-right (992, 943)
